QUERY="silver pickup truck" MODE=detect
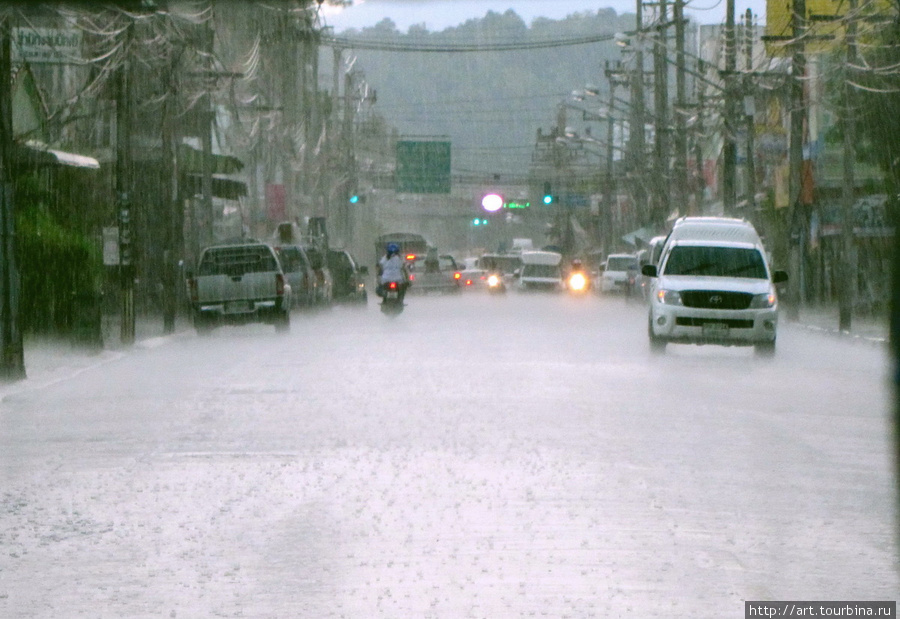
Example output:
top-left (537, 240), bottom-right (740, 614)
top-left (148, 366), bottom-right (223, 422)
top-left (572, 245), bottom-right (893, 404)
top-left (407, 253), bottom-right (462, 294)
top-left (187, 241), bottom-right (292, 334)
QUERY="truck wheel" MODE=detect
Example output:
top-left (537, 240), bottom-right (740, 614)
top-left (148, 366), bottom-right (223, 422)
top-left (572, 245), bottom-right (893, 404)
top-left (274, 311), bottom-right (291, 334)
top-left (648, 317), bottom-right (666, 354)
top-left (754, 340), bottom-right (775, 357)
top-left (194, 313), bottom-right (214, 336)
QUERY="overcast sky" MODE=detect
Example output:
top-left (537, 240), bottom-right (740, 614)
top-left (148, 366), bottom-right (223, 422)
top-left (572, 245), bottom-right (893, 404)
top-left (320, 0), bottom-right (767, 32)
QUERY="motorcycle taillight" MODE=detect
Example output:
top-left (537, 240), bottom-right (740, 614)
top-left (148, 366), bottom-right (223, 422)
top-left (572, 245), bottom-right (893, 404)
top-left (389, 281), bottom-right (398, 290)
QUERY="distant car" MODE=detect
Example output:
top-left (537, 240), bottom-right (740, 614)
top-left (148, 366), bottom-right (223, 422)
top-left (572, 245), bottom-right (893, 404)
top-left (273, 244), bottom-right (318, 309)
top-left (517, 250), bottom-right (564, 292)
top-left (479, 253), bottom-right (522, 288)
top-left (327, 248), bottom-right (368, 304)
top-left (407, 252), bottom-right (461, 294)
top-left (302, 245), bottom-right (333, 306)
top-left (600, 253), bottom-right (640, 294)
top-left (459, 267), bottom-right (489, 290)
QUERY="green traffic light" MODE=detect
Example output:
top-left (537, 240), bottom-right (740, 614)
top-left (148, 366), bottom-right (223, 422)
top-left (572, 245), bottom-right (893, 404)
top-left (543, 194), bottom-right (553, 205)
top-left (349, 195), bottom-right (359, 204)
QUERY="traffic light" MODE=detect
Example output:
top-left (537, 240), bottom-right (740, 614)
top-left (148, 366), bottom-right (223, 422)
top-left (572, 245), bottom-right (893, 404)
top-left (472, 217), bottom-right (489, 226)
top-left (348, 194), bottom-right (365, 204)
top-left (349, 194), bottom-right (359, 204)
top-left (542, 182), bottom-right (554, 205)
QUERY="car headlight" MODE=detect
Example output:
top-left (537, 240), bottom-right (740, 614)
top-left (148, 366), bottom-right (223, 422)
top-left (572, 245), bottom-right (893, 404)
top-left (656, 289), bottom-right (683, 305)
top-left (487, 274), bottom-right (501, 287)
top-left (749, 291), bottom-right (777, 309)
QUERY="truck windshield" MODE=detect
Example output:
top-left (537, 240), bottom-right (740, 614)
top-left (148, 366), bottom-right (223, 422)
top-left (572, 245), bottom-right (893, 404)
top-left (522, 264), bottom-right (560, 278)
top-left (663, 246), bottom-right (768, 279)
top-left (606, 257), bottom-right (637, 272)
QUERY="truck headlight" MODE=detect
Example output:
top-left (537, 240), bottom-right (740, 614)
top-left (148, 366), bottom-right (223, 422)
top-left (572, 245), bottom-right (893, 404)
top-left (749, 291), bottom-right (777, 309)
top-left (657, 289), bottom-right (682, 305)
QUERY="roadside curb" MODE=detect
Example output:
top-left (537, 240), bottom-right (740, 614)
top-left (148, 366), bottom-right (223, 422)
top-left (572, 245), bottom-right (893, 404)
top-left (791, 319), bottom-right (888, 346)
top-left (0, 325), bottom-right (191, 402)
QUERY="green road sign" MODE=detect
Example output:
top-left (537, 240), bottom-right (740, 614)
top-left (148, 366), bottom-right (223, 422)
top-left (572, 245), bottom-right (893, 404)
top-left (396, 140), bottom-right (451, 194)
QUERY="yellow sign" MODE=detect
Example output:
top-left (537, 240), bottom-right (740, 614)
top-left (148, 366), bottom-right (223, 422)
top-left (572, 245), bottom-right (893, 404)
top-left (765, 0), bottom-right (896, 56)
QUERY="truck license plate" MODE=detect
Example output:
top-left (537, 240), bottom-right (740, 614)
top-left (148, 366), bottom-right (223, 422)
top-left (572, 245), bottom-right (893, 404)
top-left (702, 322), bottom-right (729, 337)
top-left (224, 300), bottom-right (251, 313)
top-left (385, 291), bottom-right (399, 299)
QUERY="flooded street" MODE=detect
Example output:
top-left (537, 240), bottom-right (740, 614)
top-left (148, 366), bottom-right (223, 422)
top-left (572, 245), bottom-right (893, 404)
top-left (1, 293), bottom-right (896, 618)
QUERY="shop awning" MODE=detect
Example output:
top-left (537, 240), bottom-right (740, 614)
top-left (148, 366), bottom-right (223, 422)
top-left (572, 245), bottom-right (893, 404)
top-left (181, 173), bottom-right (247, 200)
top-left (17, 140), bottom-right (100, 169)
top-left (178, 144), bottom-right (243, 175)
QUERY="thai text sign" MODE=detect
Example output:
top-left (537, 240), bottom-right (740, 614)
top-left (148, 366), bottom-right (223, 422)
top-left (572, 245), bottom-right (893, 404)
top-left (12, 28), bottom-right (82, 64)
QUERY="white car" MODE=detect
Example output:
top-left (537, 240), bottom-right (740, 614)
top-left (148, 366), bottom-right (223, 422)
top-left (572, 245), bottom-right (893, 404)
top-left (600, 253), bottom-right (639, 294)
top-left (643, 217), bottom-right (788, 355)
top-left (517, 250), bottom-right (564, 292)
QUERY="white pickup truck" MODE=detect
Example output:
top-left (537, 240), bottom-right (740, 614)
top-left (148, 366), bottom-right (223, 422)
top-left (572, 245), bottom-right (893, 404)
top-left (187, 240), bottom-right (292, 334)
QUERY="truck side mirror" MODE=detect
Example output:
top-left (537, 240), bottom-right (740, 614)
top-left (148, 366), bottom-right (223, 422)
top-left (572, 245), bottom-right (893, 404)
top-left (641, 264), bottom-right (657, 278)
top-left (359, 265), bottom-right (369, 275)
top-left (772, 270), bottom-right (788, 284)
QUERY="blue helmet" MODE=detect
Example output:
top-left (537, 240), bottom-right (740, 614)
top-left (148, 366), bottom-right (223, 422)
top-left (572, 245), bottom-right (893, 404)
top-left (386, 242), bottom-right (400, 255)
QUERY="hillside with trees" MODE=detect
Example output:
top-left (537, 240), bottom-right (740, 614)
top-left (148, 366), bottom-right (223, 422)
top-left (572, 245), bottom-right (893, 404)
top-left (329, 9), bottom-right (634, 176)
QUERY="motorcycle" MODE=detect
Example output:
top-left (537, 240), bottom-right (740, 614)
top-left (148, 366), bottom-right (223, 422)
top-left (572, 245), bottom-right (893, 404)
top-left (486, 272), bottom-right (506, 294)
top-left (566, 270), bottom-right (590, 294)
top-left (380, 280), bottom-right (406, 315)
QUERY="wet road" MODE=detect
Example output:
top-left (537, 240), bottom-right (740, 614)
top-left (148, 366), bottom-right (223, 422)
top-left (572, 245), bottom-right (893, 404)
top-left (1, 292), bottom-right (897, 618)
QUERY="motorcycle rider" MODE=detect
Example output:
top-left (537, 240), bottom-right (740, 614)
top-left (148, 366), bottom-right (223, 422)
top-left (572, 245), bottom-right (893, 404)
top-left (567, 258), bottom-right (590, 291)
top-left (376, 242), bottom-right (410, 302)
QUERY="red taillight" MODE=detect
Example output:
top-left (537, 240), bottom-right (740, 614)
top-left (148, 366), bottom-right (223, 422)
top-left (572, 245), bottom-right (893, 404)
top-left (276, 273), bottom-right (285, 296)
top-left (465, 279), bottom-right (473, 286)
top-left (188, 278), bottom-right (198, 303)
top-left (406, 254), bottom-right (416, 261)
top-left (409, 274), bottom-right (416, 282)
top-left (388, 281), bottom-right (398, 290)
top-left (454, 272), bottom-right (461, 280)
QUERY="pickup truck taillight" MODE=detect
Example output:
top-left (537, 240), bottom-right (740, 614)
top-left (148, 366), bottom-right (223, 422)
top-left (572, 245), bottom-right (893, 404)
top-left (188, 277), bottom-right (198, 303)
top-left (276, 273), bottom-right (285, 297)
top-left (454, 272), bottom-right (462, 280)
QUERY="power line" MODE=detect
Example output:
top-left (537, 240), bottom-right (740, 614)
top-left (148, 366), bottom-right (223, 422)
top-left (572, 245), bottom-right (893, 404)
top-left (322, 32), bottom-right (618, 52)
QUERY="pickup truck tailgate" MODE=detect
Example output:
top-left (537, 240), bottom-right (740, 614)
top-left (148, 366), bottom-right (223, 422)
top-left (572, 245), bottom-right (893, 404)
top-left (195, 245), bottom-right (281, 309)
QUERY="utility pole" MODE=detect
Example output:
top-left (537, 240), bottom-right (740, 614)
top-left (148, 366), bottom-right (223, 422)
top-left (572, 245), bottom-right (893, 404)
top-left (0, 16), bottom-right (24, 380)
top-left (839, 0), bottom-right (858, 331)
top-left (694, 57), bottom-right (706, 214)
top-left (722, 0), bottom-right (737, 214)
top-left (744, 9), bottom-right (757, 213)
top-left (630, 0), bottom-right (648, 225)
top-left (281, 7), bottom-right (299, 223)
top-left (652, 0), bottom-right (670, 226)
top-left (116, 20), bottom-right (135, 346)
top-left (200, 17), bottom-right (214, 247)
top-left (786, 0), bottom-right (808, 320)
top-left (673, 0), bottom-right (689, 220)
top-left (161, 47), bottom-right (179, 335)
top-left (328, 45), bottom-right (343, 224)
top-left (605, 61), bottom-right (629, 251)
